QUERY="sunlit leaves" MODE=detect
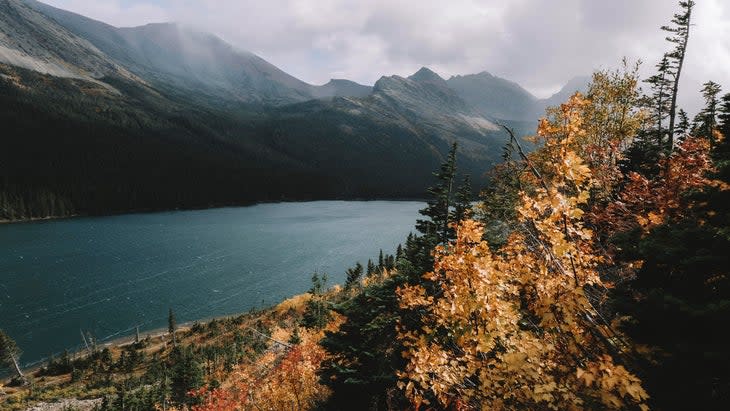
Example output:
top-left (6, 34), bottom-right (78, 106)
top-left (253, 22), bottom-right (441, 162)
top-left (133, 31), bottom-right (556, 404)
top-left (396, 94), bottom-right (648, 410)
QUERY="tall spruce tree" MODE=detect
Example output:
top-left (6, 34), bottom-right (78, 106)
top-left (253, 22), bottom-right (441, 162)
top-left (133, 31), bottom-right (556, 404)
top-left (453, 174), bottom-right (473, 223)
top-left (662, 0), bottom-right (695, 151)
top-left (644, 54), bottom-right (672, 145)
top-left (695, 81), bottom-right (722, 142)
top-left (676, 108), bottom-right (691, 141)
top-left (345, 262), bottom-right (364, 290)
top-left (415, 142), bottom-right (458, 246)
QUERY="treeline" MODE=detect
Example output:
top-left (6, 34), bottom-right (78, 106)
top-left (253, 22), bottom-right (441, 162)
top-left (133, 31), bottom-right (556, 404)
top-left (0, 64), bottom-right (341, 221)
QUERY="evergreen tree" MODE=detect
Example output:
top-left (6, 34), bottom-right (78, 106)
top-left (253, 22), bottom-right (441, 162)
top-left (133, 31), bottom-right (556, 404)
top-left (643, 54), bottom-right (672, 145)
top-left (676, 108), bottom-right (690, 141)
top-left (415, 142), bottom-right (458, 246)
top-left (719, 93), bottom-right (730, 137)
top-left (366, 259), bottom-right (375, 276)
top-left (614, 134), bottom-right (730, 409)
top-left (345, 262), bottom-right (364, 290)
top-left (695, 81), bottom-right (722, 142)
top-left (169, 346), bottom-right (204, 406)
top-left (452, 174), bottom-right (472, 223)
top-left (302, 272), bottom-right (331, 329)
top-left (662, 0), bottom-right (695, 150)
top-left (377, 249), bottom-right (384, 270)
top-left (0, 329), bottom-right (25, 383)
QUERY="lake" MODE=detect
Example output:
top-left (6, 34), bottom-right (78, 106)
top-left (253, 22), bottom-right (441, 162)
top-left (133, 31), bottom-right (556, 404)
top-left (0, 201), bottom-right (422, 368)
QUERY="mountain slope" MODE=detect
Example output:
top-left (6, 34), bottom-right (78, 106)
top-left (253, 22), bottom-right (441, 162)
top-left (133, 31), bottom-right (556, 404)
top-left (312, 79), bottom-right (372, 98)
top-left (446, 71), bottom-right (538, 121)
top-left (0, 1), bottom-right (552, 221)
top-left (535, 75), bottom-right (591, 113)
top-left (0, 0), bottom-right (132, 82)
top-left (23, 0), bottom-right (369, 104)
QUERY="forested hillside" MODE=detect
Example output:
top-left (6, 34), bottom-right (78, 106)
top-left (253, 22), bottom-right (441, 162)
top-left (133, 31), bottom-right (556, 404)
top-left (0, 0), bottom-right (553, 222)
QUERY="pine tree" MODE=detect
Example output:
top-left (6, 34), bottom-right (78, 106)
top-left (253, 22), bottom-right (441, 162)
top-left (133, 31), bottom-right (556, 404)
top-left (643, 54), bottom-right (672, 145)
top-left (452, 174), bottom-right (472, 223)
top-left (695, 81), bottom-right (722, 142)
top-left (366, 259), bottom-right (375, 276)
top-left (415, 142), bottom-right (458, 246)
top-left (719, 93), bottom-right (730, 137)
top-left (302, 272), bottom-right (331, 329)
top-left (377, 249), bottom-right (384, 270)
top-left (0, 329), bottom-right (25, 383)
top-left (345, 262), bottom-right (364, 290)
top-left (662, 0), bottom-right (695, 150)
top-left (675, 108), bottom-right (690, 141)
top-left (169, 346), bottom-right (204, 406)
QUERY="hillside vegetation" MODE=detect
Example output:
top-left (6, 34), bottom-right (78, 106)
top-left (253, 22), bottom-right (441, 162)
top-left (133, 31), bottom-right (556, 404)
top-left (2, 1), bottom-right (729, 410)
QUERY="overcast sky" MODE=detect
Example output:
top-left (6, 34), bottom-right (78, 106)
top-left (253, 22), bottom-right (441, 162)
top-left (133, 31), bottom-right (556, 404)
top-left (42, 0), bottom-right (730, 115)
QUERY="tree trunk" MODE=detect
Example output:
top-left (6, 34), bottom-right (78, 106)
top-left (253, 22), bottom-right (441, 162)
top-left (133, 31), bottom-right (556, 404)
top-left (667, 6), bottom-right (693, 152)
top-left (11, 355), bottom-right (25, 383)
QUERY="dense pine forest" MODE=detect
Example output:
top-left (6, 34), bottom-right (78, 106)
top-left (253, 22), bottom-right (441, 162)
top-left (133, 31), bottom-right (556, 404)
top-left (2, 1), bottom-right (729, 410)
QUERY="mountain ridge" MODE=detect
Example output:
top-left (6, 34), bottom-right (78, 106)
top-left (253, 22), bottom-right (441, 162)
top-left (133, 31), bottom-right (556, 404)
top-left (0, 0), bottom-right (582, 221)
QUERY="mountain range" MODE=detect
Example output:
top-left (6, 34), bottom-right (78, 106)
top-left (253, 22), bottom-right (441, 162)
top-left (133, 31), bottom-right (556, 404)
top-left (0, 0), bottom-right (588, 220)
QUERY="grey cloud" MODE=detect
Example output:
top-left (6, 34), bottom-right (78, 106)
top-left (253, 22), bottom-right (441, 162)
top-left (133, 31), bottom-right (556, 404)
top-left (41, 0), bottom-right (730, 114)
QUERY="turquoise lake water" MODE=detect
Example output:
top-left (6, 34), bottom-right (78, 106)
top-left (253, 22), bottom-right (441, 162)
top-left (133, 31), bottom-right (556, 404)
top-left (0, 201), bottom-right (422, 367)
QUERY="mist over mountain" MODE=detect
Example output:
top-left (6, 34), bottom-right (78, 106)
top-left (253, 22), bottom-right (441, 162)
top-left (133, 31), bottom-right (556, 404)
top-left (536, 75), bottom-right (592, 112)
top-left (0, 0), bottom-right (582, 220)
top-left (0, 0), bottom-right (132, 81)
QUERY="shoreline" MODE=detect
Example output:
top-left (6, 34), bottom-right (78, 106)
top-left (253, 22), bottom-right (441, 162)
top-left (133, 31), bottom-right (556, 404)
top-left (17, 305), bottom-right (279, 375)
top-left (0, 198), bottom-right (427, 226)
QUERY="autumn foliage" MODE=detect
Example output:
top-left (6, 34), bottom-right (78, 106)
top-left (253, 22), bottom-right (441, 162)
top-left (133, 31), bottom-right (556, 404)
top-left (192, 337), bottom-right (329, 411)
top-left (397, 93), bottom-right (649, 410)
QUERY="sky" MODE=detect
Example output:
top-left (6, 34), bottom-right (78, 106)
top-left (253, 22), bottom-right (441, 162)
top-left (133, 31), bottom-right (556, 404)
top-left (41, 0), bottom-right (730, 115)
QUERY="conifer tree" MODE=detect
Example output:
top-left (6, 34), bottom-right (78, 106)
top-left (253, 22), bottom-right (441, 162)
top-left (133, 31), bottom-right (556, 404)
top-left (345, 262), bottom-right (364, 290)
top-left (662, 0), bottom-right (695, 150)
top-left (303, 272), bottom-right (331, 329)
top-left (644, 54), bottom-right (672, 144)
top-left (415, 142), bottom-right (458, 246)
top-left (366, 259), bottom-right (375, 276)
top-left (695, 81), bottom-right (722, 142)
top-left (719, 93), bottom-right (730, 137)
top-left (452, 174), bottom-right (472, 223)
top-left (676, 108), bottom-right (690, 141)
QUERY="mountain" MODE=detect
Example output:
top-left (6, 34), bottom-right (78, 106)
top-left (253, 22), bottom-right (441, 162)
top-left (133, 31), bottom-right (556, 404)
top-left (248, 67), bottom-right (530, 198)
top-left (312, 79), bottom-right (372, 99)
top-left (536, 75), bottom-right (591, 112)
top-left (22, 0), bottom-right (371, 105)
top-left (446, 71), bottom-right (538, 121)
top-left (445, 71), bottom-right (591, 122)
top-left (0, 0), bottom-right (133, 81)
top-left (0, 0), bottom-right (571, 221)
